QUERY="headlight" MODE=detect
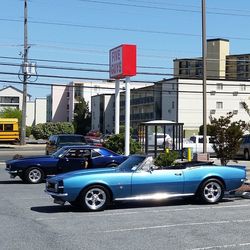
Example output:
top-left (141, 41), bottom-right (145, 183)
top-left (56, 180), bottom-right (64, 193)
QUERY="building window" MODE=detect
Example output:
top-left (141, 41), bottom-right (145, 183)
top-left (172, 101), bottom-right (175, 109)
top-left (240, 84), bottom-right (246, 91)
top-left (216, 83), bottom-right (223, 90)
top-left (216, 102), bottom-right (223, 109)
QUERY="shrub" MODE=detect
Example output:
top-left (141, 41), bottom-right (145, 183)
top-left (154, 151), bottom-right (179, 167)
top-left (31, 122), bottom-right (75, 139)
top-left (26, 126), bottom-right (32, 137)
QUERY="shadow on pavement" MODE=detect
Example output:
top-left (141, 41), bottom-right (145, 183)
top-left (0, 180), bottom-right (24, 184)
top-left (30, 197), bottom-right (238, 214)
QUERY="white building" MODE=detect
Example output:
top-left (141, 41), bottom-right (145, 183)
top-left (48, 80), bottom-right (153, 123)
top-left (162, 78), bottom-right (250, 136)
top-left (91, 94), bottom-right (114, 133)
top-left (0, 86), bottom-right (31, 110)
top-left (91, 78), bottom-right (250, 136)
top-left (0, 86), bottom-right (47, 126)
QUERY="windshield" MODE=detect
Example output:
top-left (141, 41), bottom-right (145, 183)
top-left (118, 155), bottom-right (146, 172)
top-left (52, 147), bottom-right (66, 158)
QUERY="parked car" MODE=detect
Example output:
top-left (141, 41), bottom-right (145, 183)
top-left (45, 155), bottom-right (246, 211)
top-left (5, 145), bottom-right (127, 184)
top-left (184, 135), bottom-right (215, 155)
top-left (45, 134), bottom-right (86, 155)
top-left (84, 136), bottom-right (103, 146)
top-left (236, 134), bottom-right (250, 160)
top-left (148, 133), bottom-right (172, 146)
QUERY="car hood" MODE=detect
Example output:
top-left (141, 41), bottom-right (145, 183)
top-left (6, 155), bottom-right (54, 164)
top-left (49, 167), bottom-right (118, 181)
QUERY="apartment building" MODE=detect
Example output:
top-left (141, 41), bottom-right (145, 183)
top-left (48, 80), bottom-right (153, 123)
top-left (91, 94), bottom-right (114, 133)
top-left (161, 78), bottom-right (250, 137)
top-left (92, 78), bottom-right (250, 136)
top-left (174, 38), bottom-right (250, 80)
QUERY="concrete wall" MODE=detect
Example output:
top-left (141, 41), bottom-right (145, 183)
top-left (35, 98), bottom-right (47, 124)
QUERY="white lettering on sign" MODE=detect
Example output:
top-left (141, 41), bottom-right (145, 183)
top-left (110, 46), bottom-right (122, 78)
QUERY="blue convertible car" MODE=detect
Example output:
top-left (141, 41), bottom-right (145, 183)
top-left (45, 155), bottom-right (247, 211)
top-left (5, 145), bottom-right (127, 184)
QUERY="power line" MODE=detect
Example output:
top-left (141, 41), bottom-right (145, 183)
top-left (78, 0), bottom-right (250, 17)
top-left (3, 17), bottom-right (250, 42)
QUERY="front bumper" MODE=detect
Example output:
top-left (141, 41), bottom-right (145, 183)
top-left (5, 169), bottom-right (19, 178)
top-left (44, 190), bottom-right (68, 197)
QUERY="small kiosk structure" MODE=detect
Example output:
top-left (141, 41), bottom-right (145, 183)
top-left (139, 120), bottom-right (184, 158)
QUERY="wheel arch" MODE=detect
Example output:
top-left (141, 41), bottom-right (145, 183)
top-left (195, 176), bottom-right (226, 195)
top-left (26, 165), bottom-right (46, 175)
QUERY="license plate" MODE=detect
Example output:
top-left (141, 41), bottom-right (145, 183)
top-left (53, 198), bottom-right (65, 205)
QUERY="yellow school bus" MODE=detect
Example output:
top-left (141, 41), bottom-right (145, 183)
top-left (0, 118), bottom-right (19, 142)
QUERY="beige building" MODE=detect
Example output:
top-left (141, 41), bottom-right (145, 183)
top-left (174, 38), bottom-right (250, 80)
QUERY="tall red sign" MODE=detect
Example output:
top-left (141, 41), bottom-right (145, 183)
top-left (109, 44), bottom-right (136, 79)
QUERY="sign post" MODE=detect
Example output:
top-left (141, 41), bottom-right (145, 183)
top-left (109, 44), bottom-right (136, 156)
top-left (114, 79), bottom-right (120, 134)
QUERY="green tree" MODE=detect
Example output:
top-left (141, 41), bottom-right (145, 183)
top-left (73, 97), bottom-right (91, 135)
top-left (210, 112), bottom-right (246, 165)
top-left (199, 124), bottom-right (216, 136)
top-left (103, 133), bottom-right (141, 155)
top-left (0, 107), bottom-right (22, 121)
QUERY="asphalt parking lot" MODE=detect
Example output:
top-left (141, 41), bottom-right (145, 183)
top-left (1, 159), bottom-right (250, 250)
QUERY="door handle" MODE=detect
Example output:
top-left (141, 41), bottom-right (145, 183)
top-left (174, 173), bottom-right (182, 176)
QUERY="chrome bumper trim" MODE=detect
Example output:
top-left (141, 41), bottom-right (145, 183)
top-left (44, 190), bottom-right (68, 197)
top-left (7, 170), bottom-right (18, 174)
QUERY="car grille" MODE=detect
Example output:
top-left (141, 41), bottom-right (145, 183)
top-left (5, 164), bottom-right (10, 171)
top-left (46, 180), bottom-right (64, 193)
top-left (46, 181), bottom-right (56, 192)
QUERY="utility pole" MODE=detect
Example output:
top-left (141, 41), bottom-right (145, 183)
top-left (20, 0), bottom-right (28, 145)
top-left (202, 0), bottom-right (207, 153)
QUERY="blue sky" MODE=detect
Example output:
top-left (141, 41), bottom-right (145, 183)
top-left (1, 0), bottom-right (250, 99)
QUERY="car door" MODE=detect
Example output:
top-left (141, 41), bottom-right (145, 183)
top-left (57, 148), bottom-right (88, 173)
top-left (131, 167), bottom-right (184, 197)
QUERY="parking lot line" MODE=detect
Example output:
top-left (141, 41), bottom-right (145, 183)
top-left (190, 242), bottom-right (250, 250)
top-left (101, 218), bottom-right (250, 233)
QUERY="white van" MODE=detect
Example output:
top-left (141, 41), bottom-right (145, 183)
top-left (184, 135), bottom-right (215, 154)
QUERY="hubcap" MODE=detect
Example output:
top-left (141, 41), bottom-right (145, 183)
top-left (203, 182), bottom-right (222, 203)
top-left (85, 188), bottom-right (106, 210)
top-left (28, 169), bottom-right (41, 183)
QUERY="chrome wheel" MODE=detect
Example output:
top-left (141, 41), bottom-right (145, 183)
top-left (85, 187), bottom-right (107, 211)
top-left (26, 168), bottom-right (43, 184)
top-left (200, 179), bottom-right (224, 204)
top-left (79, 185), bottom-right (111, 211)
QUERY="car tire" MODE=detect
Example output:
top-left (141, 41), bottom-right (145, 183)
top-left (198, 178), bottom-right (224, 204)
top-left (244, 149), bottom-right (249, 160)
top-left (24, 167), bottom-right (44, 184)
top-left (69, 201), bottom-right (80, 208)
top-left (79, 185), bottom-right (110, 211)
